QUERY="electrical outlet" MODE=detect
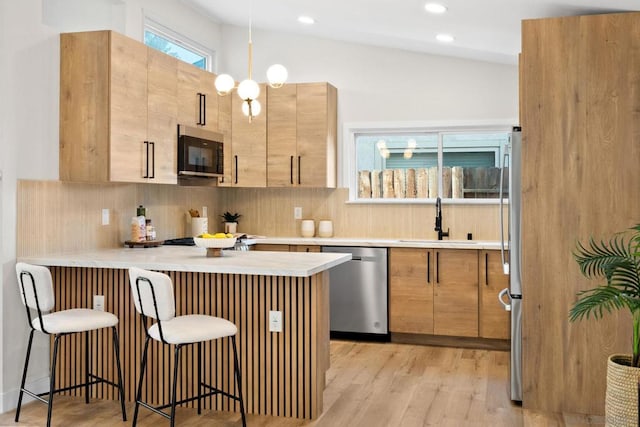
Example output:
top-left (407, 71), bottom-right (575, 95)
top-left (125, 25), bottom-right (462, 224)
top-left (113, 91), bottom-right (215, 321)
top-left (93, 295), bottom-right (105, 311)
top-left (269, 310), bottom-right (283, 332)
top-left (294, 207), bottom-right (302, 220)
top-left (101, 208), bottom-right (110, 225)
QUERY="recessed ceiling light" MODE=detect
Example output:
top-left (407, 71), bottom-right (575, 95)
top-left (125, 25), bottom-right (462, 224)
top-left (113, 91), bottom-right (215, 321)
top-left (425, 3), bottom-right (447, 14)
top-left (298, 16), bottom-right (315, 25)
top-left (436, 33), bottom-right (454, 43)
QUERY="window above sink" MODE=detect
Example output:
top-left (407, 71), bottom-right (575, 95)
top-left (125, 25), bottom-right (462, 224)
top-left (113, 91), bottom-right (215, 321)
top-left (344, 121), bottom-right (515, 205)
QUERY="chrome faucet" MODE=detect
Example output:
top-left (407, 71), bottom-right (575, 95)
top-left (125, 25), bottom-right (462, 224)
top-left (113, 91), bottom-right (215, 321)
top-left (434, 197), bottom-right (449, 240)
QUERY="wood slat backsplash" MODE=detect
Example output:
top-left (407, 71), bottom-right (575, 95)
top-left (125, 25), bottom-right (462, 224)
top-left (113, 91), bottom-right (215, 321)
top-left (17, 181), bottom-right (505, 258)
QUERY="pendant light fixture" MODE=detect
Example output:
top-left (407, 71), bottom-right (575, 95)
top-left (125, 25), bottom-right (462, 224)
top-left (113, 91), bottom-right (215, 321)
top-left (214, 1), bottom-right (288, 122)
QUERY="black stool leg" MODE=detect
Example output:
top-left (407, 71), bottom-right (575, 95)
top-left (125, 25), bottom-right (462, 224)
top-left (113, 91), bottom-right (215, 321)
top-left (231, 336), bottom-right (247, 427)
top-left (85, 331), bottom-right (90, 404)
top-left (112, 326), bottom-right (127, 421)
top-left (197, 342), bottom-right (202, 415)
top-left (133, 335), bottom-right (151, 427)
top-left (15, 329), bottom-right (35, 422)
top-left (46, 335), bottom-right (62, 427)
top-left (170, 345), bottom-right (182, 427)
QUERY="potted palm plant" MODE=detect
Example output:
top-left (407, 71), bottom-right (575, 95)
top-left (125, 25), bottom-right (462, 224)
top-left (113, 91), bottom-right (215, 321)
top-left (570, 224), bottom-right (640, 426)
top-left (220, 211), bottom-right (242, 234)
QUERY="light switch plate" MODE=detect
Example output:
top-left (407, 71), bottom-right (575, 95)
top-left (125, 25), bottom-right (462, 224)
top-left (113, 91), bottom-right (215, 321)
top-left (269, 310), bottom-right (283, 332)
top-left (101, 208), bottom-right (110, 225)
top-left (294, 207), bottom-right (302, 220)
top-left (93, 295), bottom-right (105, 311)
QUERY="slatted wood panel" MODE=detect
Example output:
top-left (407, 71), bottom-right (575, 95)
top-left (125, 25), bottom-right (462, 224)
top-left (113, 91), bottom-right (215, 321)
top-left (49, 267), bottom-right (329, 419)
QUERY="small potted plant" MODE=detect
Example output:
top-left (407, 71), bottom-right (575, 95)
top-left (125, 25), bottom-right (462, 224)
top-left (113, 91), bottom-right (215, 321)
top-left (220, 211), bottom-right (242, 234)
top-left (569, 224), bottom-right (640, 425)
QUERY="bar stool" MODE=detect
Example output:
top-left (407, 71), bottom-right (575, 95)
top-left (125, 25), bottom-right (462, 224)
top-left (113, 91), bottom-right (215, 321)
top-left (14, 262), bottom-right (127, 427)
top-left (128, 267), bottom-right (246, 427)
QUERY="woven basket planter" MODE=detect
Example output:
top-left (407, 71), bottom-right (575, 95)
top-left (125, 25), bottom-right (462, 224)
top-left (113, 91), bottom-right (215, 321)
top-left (606, 355), bottom-right (640, 427)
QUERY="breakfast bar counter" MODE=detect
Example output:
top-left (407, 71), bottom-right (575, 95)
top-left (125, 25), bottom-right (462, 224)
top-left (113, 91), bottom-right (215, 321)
top-left (19, 247), bottom-right (351, 420)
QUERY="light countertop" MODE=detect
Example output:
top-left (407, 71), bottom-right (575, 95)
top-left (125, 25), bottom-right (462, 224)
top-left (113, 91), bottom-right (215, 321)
top-left (253, 237), bottom-right (502, 250)
top-left (19, 246), bottom-right (351, 277)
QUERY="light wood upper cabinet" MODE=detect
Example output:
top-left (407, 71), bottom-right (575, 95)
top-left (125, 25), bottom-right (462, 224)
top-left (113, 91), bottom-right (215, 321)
top-left (109, 32), bottom-right (148, 183)
top-left (297, 83), bottom-right (337, 188)
top-left (267, 83), bottom-right (337, 188)
top-left (60, 30), bottom-right (177, 184)
top-left (389, 248), bottom-right (434, 334)
top-left (146, 48), bottom-right (178, 184)
top-left (230, 84), bottom-right (267, 187)
top-left (267, 85), bottom-right (298, 186)
top-left (177, 61), bottom-right (218, 132)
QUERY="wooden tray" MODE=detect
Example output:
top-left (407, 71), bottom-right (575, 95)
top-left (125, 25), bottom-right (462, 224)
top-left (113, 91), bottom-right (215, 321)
top-left (124, 240), bottom-right (164, 248)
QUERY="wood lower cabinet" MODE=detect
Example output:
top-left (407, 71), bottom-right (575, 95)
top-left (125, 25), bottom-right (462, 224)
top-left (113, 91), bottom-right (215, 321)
top-left (252, 244), bottom-right (321, 253)
top-left (290, 245), bottom-right (321, 253)
top-left (433, 249), bottom-right (478, 337)
top-left (267, 83), bottom-right (337, 188)
top-left (390, 248), bottom-right (479, 338)
top-left (479, 250), bottom-right (509, 339)
top-left (61, 30), bottom-right (177, 184)
top-left (389, 248), bottom-right (433, 334)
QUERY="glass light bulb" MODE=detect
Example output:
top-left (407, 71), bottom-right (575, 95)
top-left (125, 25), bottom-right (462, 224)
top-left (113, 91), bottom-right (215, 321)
top-left (237, 79), bottom-right (260, 100)
top-left (251, 99), bottom-right (262, 116)
top-left (214, 74), bottom-right (235, 95)
top-left (381, 148), bottom-right (390, 159)
top-left (404, 149), bottom-right (413, 159)
top-left (407, 138), bottom-right (417, 149)
top-left (267, 64), bottom-right (288, 88)
top-left (241, 99), bottom-right (262, 117)
top-left (376, 139), bottom-right (387, 150)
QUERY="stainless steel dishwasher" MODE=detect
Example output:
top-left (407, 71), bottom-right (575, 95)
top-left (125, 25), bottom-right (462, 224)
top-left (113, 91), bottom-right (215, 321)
top-left (321, 246), bottom-right (389, 340)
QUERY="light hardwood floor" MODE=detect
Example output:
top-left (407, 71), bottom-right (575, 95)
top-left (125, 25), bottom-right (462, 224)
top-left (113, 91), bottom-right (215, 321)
top-left (0, 340), bottom-right (604, 427)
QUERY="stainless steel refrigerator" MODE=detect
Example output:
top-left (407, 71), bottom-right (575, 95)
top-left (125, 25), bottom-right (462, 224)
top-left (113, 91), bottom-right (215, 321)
top-left (498, 127), bottom-right (522, 402)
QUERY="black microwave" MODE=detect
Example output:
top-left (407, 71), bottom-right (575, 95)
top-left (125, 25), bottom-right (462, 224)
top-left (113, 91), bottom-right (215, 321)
top-left (177, 125), bottom-right (224, 179)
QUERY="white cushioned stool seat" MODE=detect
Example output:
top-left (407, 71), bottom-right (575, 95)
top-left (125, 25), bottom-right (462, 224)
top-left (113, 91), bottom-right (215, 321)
top-left (149, 314), bottom-right (237, 344)
top-left (32, 308), bottom-right (119, 334)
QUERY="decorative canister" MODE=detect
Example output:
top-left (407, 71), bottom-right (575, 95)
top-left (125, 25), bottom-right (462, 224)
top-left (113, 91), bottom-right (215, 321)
top-left (191, 217), bottom-right (208, 237)
top-left (301, 220), bottom-right (315, 237)
top-left (317, 220), bottom-right (333, 237)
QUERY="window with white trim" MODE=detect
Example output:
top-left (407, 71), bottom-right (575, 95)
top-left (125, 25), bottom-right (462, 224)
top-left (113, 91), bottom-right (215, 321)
top-left (350, 125), bottom-right (512, 202)
top-left (144, 18), bottom-right (214, 71)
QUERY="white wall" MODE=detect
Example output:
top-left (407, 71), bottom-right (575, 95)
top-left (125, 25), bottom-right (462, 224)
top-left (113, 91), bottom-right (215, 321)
top-left (0, 0), bottom-right (518, 414)
top-left (0, 0), bottom-right (222, 412)
top-left (218, 25), bottom-right (519, 123)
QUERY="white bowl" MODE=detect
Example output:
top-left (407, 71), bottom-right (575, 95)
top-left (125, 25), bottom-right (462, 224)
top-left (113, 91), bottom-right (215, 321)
top-left (193, 237), bottom-right (237, 249)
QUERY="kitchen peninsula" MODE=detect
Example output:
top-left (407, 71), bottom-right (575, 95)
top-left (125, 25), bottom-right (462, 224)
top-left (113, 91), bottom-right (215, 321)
top-left (19, 247), bottom-right (350, 420)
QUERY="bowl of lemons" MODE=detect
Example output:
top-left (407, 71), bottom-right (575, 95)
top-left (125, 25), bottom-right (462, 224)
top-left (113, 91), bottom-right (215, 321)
top-left (193, 233), bottom-right (237, 257)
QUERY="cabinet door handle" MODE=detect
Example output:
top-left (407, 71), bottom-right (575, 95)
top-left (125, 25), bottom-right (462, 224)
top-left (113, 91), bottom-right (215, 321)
top-left (197, 93), bottom-right (203, 125)
top-left (297, 156), bottom-right (301, 185)
top-left (202, 93), bottom-right (206, 126)
top-left (290, 156), bottom-right (294, 184)
top-left (427, 251), bottom-right (431, 284)
top-left (150, 141), bottom-right (155, 179)
top-left (234, 155), bottom-right (238, 184)
top-left (143, 141), bottom-right (149, 178)
top-left (435, 251), bottom-right (440, 285)
top-left (485, 252), bottom-right (489, 286)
